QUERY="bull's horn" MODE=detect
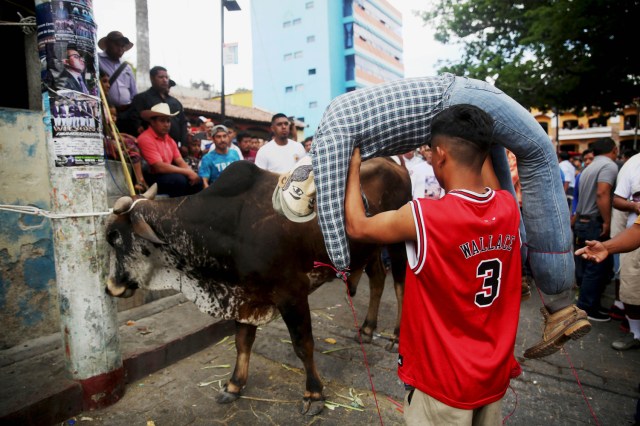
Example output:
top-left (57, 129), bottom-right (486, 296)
top-left (131, 214), bottom-right (167, 244)
top-left (142, 183), bottom-right (158, 200)
top-left (106, 277), bottom-right (126, 297)
top-left (113, 196), bottom-right (134, 214)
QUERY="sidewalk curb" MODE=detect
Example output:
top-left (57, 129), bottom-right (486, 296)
top-left (0, 296), bottom-right (234, 425)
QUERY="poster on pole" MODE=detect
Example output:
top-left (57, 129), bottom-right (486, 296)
top-left (36, 0), bottom-right (103, 167)
top-left (223, 42), bottom-right (238, 65)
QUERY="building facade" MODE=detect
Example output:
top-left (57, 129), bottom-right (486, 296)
top-left (250, 0), bottom-right (404, 136)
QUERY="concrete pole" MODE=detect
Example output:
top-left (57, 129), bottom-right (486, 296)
top-left (34, 0), bottom-right (124, 409)
top-left (135, 0), bottom-right (151, 92)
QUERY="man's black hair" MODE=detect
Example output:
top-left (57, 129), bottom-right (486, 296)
top-left (150, 66), bottom-right (167, 78)
top-left (591, 137), bottom-right (616, 156)
top-left (582, 149), bottom-right (593, 157)
top-left (236, 131), bottom-right (251, 142)
top-left (223, 119), bottom-right (236, 129)
top-left (271, 113), bottom-right (288, 125)
top-left (431, 104), bottom-right (494, 167)
top-left (559, 151), bottom-right (570, 161)
top-left (622, 148), bottom-right (638, 159)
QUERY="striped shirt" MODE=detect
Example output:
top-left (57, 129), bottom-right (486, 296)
top-left (310, 74), bottom-right (455, 271)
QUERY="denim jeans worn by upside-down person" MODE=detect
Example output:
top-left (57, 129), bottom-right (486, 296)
top-left (443, 77), bottom-right (574, 296)
top-left (574, 218), bottom-right (613, 314)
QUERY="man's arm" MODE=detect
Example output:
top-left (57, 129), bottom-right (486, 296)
top-left (613, 194), bottom-right (640, 215)
top-left (576, 223), bottom-right (640, 262)
top-left (345, 148), bottom-right (416, 244)
top-left (596, 182), bottom-right (613, 237)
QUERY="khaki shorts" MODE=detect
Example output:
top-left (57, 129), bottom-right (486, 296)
top-left (404, 387), bottom-right (502, 426)
top-left (619, 245), bottom-right (640, 306)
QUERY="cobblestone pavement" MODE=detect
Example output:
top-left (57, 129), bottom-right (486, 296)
top-left (66, 274), bottom-right (639, 425)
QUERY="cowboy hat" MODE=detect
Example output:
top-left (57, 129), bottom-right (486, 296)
top-left (140, 103), bottom-right (179, 121)
top-left (98, 31), bottom-right (134, 51)
top-left (272, 156), bottom-right (316, 223)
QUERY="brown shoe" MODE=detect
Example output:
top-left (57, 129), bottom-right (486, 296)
top-left (523, 305), bottom-right (591, 359)
top-left (521, 276), bottom-right (532, 301)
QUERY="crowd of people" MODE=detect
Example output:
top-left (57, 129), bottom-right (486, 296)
top-left (99, 30), bottom-right (312, 198)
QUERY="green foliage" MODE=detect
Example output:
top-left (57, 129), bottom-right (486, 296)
top-left (421, 0), bottom-right (640, 113)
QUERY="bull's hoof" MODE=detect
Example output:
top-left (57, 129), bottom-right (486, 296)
top-left (215, 384), bottom-right (241, 404)
top-left (385, 338), bottom-right (399, 352)
top-left (356, 330), bottom-right (373, 344)
top-left (301, 397), bottom-right (325, 416)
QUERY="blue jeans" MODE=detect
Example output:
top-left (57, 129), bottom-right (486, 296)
top-left (443, 77), bottom-right (573, 295)
top-left (145, 173), bottom-right (203, 198)
top-left (574, 218), bottom-right (613, 313)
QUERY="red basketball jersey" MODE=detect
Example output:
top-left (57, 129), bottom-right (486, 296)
top-left (398, 188), bottom-right (522, 410)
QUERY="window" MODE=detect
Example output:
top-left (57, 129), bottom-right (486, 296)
top-left (285, 86), bottom-right (293, 93)
top-left (284, 53), bottom-right (292, 61)
top-left (306, 1), bottom-right (314, 9)
top-left (308, 68), bottom-right (316, 75)
top-left (344, 23), bottom-right (354, 49)
top-left (293, 18), bottom-right (302, 26)
top-left (295, 84), bottom-right (304, 91)
top-left (309, 101), bottom-right (318, 108)
top-left (283, 21), bottom-right (291, 28)
top-left (307, 35), bottom-right (316, 43)
top-left (294, 51), bottom-right (303, 59)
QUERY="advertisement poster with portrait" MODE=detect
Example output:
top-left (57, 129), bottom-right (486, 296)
top-left (35, 0), bottom-right (103, 167)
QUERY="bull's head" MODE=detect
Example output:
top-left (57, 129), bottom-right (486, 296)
top-left (106, 184), bottom-right (167, 298)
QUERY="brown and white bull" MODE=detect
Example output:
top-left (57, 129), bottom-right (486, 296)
top-left (106, 159), bottom-right (410, 415)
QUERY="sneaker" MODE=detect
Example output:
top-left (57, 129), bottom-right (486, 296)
top-left (521, 276), bottom-right (532, 301)
top-left (611, 334), bottom-right (640, 351)
top-left (524, 305), bottom-right (592, 359)
top-left (609, 305), bottom-right (625, 321)
top-left (587, 311), bottom-right (611, 322)
top-left (620, 318), bottom-right (630, 333)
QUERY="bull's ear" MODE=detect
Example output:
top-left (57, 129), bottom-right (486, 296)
top-left (142, 184), bottom-right (158, 200)
top-left (131, 214), bottom-right (166, 245)
top-left (113, 196), bottom-right (134, 214)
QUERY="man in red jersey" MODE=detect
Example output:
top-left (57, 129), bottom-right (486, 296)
top-left (345, 104), bottom-right (522, 424)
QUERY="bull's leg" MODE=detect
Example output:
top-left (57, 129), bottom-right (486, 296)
top-left (356, 253), bottom-right (386, 344)
top-left (216, 321), bottom-right (257, 404)
top-left (386, 242), bottom-right (407, 352)
top-left (278, 297), bottom-right (324, 416)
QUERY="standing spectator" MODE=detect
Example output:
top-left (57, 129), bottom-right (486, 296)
top-left (98, 31), bottom-right (137, 134)
top-left (131, 66), bottom-right (188, 149)
top-left (137, 103), bottom-right (202, 197)
top-left (237, 131), bottom-right (257, 163)
top-left (571, 149), bottom-right (595, 218)
top-left (402, 149), bottom-right (428, 200)
top-left (198, 125), bottom-right (241, 187)
top-left (608, 153), bottom-right (640, 349)
top-left (345, 105), bottom-right (522, 424)
top-left (303, 136), bottom-right (313, 153)
top-left (559, 151), bottom-right (576, 206)
top-left (223, 119), bottom-right (238, 145)
top-left (419, 145), bottom-right (444, 199)
top-left (255, 113), bottom-right (306, 173)
top-left (574, 138), bottom-right (619, 321)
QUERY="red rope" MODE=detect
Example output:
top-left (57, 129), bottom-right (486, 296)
top-left (502, 385), bottom-right (518, 424)
top-left (313, 261), bottom-right (385, 425)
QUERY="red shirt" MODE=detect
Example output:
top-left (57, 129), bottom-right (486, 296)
top-left (137, 127), bottom-right (181, 170)
top-left (399, 189), bottom-right (522, 409)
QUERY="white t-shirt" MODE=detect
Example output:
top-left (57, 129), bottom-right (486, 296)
top-left (424, 162), bottom-right (443, 199)
top-left (254, 139), bottom-right (306, 173)
top-left (559, 160), bottom-right (576, 188)
top-left (614, 153), bottom-right (640, 228)
top-left (404, 157), bottom-right (428, 200)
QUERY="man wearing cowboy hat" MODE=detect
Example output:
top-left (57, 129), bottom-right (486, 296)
top-left (98, 31), bottom-right (137, 134)
top-left (131, 66), bottom-right (188, 148)
top-left (137, 103), bottom-right (203, 197)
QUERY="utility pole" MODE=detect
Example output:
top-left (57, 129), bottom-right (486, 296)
top-left (34, 0), bottom-right (124, 409)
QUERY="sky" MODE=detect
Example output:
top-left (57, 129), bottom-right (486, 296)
top-left (92, 0), bottom-right (461, 93)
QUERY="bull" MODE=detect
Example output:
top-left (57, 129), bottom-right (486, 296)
top-left (106, 159), bottom-right (410, 415)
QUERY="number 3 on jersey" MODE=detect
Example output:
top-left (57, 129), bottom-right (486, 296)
top-left (475, 259), bottom-right (502, 307)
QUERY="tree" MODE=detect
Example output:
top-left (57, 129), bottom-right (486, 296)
top-left (421, 0), bottom-right (640, 113)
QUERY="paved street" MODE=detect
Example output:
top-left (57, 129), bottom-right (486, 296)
top-left (67, 273), bottom-right (639, 425)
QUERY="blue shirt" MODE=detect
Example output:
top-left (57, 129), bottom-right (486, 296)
top-left (199, 150), bottom-right (241, 184)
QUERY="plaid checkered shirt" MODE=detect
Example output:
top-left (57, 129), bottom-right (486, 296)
top-left (311, 74), bottom-right (455, 271)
